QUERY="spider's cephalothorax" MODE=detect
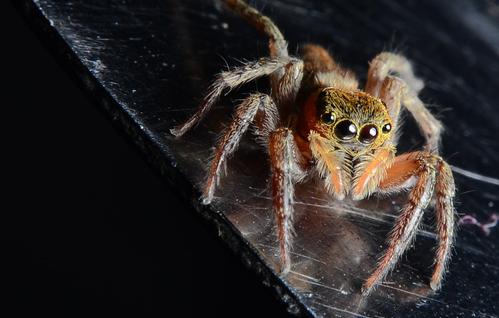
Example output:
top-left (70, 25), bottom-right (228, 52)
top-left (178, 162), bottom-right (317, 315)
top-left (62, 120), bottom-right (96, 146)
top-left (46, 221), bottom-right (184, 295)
top-left (302, 88), bottom-right (394, 157)
top-left (298, 88), bottom-right (397, 202)
top-left (171, 0), bottom-right (455, 295)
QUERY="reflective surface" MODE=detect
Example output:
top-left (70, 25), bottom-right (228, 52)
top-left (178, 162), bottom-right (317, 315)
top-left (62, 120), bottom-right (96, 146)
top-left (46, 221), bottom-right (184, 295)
top-left (24, 0), bottom-right (499, 316)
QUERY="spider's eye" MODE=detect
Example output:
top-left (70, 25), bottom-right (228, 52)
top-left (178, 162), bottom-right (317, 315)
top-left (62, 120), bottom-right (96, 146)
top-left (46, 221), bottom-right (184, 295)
top-left (321, 112), bottom-right (335, 124)
top-left (334, 120), bottom-right (357, 140)
top-left (382, 123), bottom-right (392, 133)
top-left (359, 124), bottom-right (378, 144)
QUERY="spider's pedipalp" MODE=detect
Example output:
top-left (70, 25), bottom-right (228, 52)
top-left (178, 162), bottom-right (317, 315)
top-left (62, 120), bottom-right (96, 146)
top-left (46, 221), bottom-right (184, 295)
top-left (269, 128), bottom-right (305, 274)
top-left (308, 131), bottom-right (350, 200)
top-left (351, 146), bottom-right (395, 201)
top-left (170, 57), bottom-right (292, 137)
top-left (202, 93), bottom-right (278, 204)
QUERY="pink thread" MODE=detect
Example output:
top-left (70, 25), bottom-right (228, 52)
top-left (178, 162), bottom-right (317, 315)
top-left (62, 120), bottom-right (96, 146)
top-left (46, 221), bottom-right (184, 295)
top-left (459, 213), bottom-right (498, 236)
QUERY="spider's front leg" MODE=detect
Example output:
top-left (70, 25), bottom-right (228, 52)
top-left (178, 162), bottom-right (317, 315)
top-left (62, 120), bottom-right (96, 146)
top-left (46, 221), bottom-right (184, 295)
top-left (269, 128), bottom-right (305, 274)
top-left (360, 152), bottom-right (455, 295)
top-left (355, 76), bottom-right (455, 294)
top-left (366, 53), bottom-right (443, 153)
top-left (170, 58), bottom-right (293, 137)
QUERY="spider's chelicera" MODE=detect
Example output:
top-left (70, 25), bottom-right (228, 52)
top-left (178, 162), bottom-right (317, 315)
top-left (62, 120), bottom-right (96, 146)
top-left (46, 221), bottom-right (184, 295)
top-left (171, 0), bottom-right (455, 296)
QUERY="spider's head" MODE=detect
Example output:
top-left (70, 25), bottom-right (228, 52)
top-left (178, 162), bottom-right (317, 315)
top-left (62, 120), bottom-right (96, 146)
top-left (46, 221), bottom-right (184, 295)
top-left (306, 87), bottom-right (394, 157)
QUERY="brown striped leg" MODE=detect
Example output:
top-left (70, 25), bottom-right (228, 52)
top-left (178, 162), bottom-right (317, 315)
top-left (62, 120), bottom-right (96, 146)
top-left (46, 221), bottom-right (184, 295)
top-left (274, 59), bottom-right (304, 108)
top-left (224, 0), bottom-right (290, 95)
top-left (224, 0), bottom-right (288, 59)
top-left (202, 93), bottom-right (279, 204)
top-left (365, 53), bottom-right (442, 153)
top-left (366, 52), bottom-right (424, 96)
top-left (362, 152), bottom-right (439, 295)
top-left (269, 128), bottom-right (305, 274)
top-left (431, 160), bottom-right (455, 290)
top-left (402, 88), bottom-right (443, 153)
top-left (170, 57), bottom-right (293, 137)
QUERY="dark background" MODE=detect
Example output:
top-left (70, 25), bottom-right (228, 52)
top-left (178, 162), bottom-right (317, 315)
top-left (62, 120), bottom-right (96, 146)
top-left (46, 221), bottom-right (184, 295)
top-left (1, 2), bottom-right (288, 316)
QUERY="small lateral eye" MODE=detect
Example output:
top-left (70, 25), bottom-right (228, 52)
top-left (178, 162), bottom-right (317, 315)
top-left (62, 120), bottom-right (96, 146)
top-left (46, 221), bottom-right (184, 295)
top-left (382, 123), bottom-right (392, 133)
top-left (321, 112), bottom-right (335, 124)
top-left (359, 124), bottom-right (378, 144)
top-left (334, 120), bottom-right (357, 140)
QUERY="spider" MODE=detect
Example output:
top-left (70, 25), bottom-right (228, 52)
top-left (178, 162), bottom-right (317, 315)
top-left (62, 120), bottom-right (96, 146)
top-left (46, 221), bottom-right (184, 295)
top-left (171, 0), bottom-right (455, 295)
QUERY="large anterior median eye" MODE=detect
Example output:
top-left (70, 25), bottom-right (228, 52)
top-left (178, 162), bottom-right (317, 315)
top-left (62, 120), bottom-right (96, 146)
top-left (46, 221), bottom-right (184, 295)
top-left (359, 124), bottom-right (378, 144)
top-left (334, 120), bottom-right (357, 140)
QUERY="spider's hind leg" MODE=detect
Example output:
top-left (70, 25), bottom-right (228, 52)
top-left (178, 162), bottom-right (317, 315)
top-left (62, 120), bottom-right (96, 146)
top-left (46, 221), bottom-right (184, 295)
top-left (301, 44), bottom-right (359, 90)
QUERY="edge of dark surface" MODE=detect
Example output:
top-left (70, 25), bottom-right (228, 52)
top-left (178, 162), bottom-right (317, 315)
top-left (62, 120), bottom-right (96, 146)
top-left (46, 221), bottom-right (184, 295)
top-left (11, 0), bottom-right (315, 316)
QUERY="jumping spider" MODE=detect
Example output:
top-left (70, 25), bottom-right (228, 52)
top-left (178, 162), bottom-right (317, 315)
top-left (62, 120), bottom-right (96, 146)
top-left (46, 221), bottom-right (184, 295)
top-left (171, 0), bottom-right (455, 295)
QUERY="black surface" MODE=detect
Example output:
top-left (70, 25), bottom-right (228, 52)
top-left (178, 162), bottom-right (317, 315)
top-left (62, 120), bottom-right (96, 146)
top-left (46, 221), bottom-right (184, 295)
top-left (7, 0), bottom-right (499, 317)
top-left (2, 2), bottom-right (289, 317)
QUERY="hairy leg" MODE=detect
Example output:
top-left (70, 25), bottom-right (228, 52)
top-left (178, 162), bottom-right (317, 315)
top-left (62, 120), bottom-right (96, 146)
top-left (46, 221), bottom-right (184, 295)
top-left (301, 44), bottom-right (359, 90)
top-left (203, 93), bottom-right (279, 204)
top-left (274, 59), bottom-right (304, 108)
top-left (224, 0), bottom-right (291, 96)
top-left (366, 52), bottom-right (424, 96)
top-left (269, 128), bottom-right (305, 273)
top-left (362, 152), bottom-right (436, 295)
top-left (225, 0), bottom-right (288, 59)
top-left (362, 151), bottom-right (455, 295)
top-left (366, 53), bottom-right (442, 153)
top-left (170, 57), bottom-right (294, 137)
top-left (402, 88), bottom-right (443, 153)
top-left (431, 160), bottom-right (455, 290)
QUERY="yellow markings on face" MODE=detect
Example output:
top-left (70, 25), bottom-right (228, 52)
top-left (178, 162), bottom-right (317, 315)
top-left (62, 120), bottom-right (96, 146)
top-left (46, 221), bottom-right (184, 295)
top-left (314, 87), bottom-right (394, 155)
top-left (308, 131), bottom-right (349, 199)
